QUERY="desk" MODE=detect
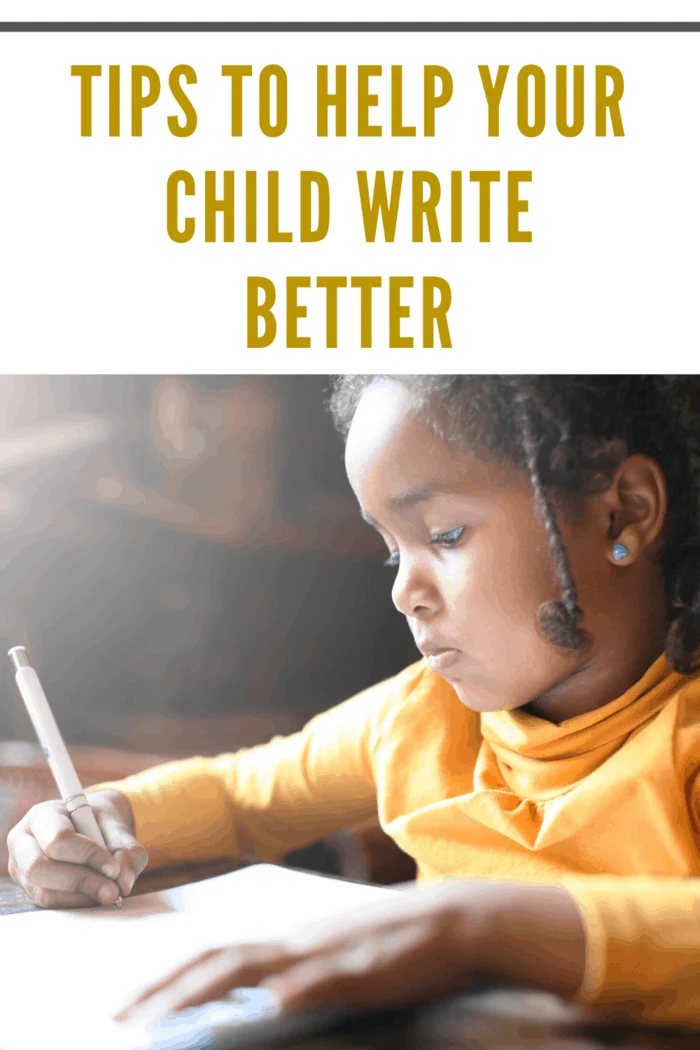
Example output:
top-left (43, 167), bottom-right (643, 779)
top-left (278, 997), bottom-right (700, 1050)
top-left (1, 872), bottom-right (697, 1050)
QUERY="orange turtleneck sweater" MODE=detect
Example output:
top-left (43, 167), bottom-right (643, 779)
top-left (98, 655), bottom-right (700, 1026)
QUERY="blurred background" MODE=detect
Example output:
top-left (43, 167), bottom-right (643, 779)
top-left (0, 375), bottom-right (418, 881)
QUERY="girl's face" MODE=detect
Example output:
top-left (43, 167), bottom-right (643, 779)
top-left (345, 382), bottom-right (665, 718)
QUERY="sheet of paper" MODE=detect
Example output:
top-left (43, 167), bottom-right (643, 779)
top-left (0, 864), bottom-right (393, 1050)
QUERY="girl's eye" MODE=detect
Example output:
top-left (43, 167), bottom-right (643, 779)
top-left (430, 526), bottom-right (466, 548)
top-left (383, 550), bottom-right (400, 569)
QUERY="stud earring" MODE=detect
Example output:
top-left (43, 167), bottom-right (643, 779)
top-left (612, 543), bottom-right (629, 561)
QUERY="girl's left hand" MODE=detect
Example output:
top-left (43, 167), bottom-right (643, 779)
top-left (116, 880), bottom-right (585, 1025)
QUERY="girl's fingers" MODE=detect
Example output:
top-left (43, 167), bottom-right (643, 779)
top-left (115, 948), bottom-right (223, 1015)
top-left (117, 891), bottom-right (477, 1025)
top-left (119, 955), bottom-right (241, 1022)
top-left (25, 887), bottom-right (105, 910)
top-left (270, 923), bottom-right (469, 1013)
top-left (9, 830), bottom-right (121, 905)
top-left (103, 840), bottom-right (148, 897)
top-left (27, 802), bottom-right (120, 878)
top-left (94, 800), bottom-right (149, 897)
top-left (7, 793), bottom-right (149, 907)
top-left (269, 937), bottom-right (403, 1011)
top-left (116, 944), bottom-right (295, 1022)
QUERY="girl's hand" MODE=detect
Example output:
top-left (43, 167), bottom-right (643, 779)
top-left (7, 789), bottom-right (148, 908)
top-left (116, 881), bottom-right (586, 1025)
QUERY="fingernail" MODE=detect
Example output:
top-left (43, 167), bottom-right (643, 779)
top-left (99, 884), bottom-right (117, 905)
top-left (101, 860), bottom-right (120, 879)
top-left (122, 871), bottom-right (135, 894)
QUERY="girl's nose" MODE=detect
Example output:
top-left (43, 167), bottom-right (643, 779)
top-left (391, 555), bottom-right (439, 619)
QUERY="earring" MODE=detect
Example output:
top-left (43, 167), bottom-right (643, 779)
top-left (612, 543), bottom-right (629, 561)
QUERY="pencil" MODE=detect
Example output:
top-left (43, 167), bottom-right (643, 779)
top-left (8, 646), bottom-right (122, 908)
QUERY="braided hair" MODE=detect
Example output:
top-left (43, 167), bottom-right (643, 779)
top-left (329, 376), bottom-right (700, 674)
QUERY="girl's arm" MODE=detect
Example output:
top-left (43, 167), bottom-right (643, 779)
top-left (91, 667), bottom-right (422, 871)
top-left (562, 874), bottom-right (700, 1025)
top-left (117, 879), bottom-right (584, 1025)
top-left (119, 876), bottom-right (700, 1029)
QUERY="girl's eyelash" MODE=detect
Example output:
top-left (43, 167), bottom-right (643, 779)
top-left (430, 526), bottom-right (466, 547)
top-left (383, 527), bottom-right (465, 568)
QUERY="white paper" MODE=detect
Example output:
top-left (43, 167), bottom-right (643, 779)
top-left (0, 864), bottom-right (393, 1050)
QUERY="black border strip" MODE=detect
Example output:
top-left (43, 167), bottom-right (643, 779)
top-left (0, 22), bottom-right (699, 32)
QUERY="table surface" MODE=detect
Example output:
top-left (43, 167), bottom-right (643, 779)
top-left (1, 870), bottom-right (698, 1050)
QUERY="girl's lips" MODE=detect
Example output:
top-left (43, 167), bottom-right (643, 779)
top-left (425, 649), bottom-right (461, 674)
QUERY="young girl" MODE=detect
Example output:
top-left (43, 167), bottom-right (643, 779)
top-left (9, 375), bottom-right (700, 1028)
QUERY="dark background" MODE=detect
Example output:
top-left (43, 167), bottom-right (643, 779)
top-left (0, 375), bottom-right (418, 753)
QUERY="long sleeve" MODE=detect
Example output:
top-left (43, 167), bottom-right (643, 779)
top-left (559, 761), bottom-right (700, 1026)
top-left (90, 670), bottom-right (411, 871)
top-left (563, 874), bottom-right (700, 1026)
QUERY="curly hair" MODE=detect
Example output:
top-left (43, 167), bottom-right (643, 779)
top-left (329, 376), bottom-right (700, 674)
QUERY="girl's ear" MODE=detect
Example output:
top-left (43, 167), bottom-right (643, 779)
top-left (602, 455), bottom-right (668, 566)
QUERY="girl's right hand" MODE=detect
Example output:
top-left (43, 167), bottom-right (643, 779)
top-left (6, 789), bottom-right (148, 909)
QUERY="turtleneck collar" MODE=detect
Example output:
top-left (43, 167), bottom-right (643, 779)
top-left (474, 654), bottom-right (689, 800)
top-left (480, 653), bottom-right (682, 762)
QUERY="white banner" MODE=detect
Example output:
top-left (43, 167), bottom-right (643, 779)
top-left (0, 17), bottom-right (697, 369)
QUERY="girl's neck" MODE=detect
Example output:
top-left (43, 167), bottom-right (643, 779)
top-left (522, 638), bottom-right (667, 724)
